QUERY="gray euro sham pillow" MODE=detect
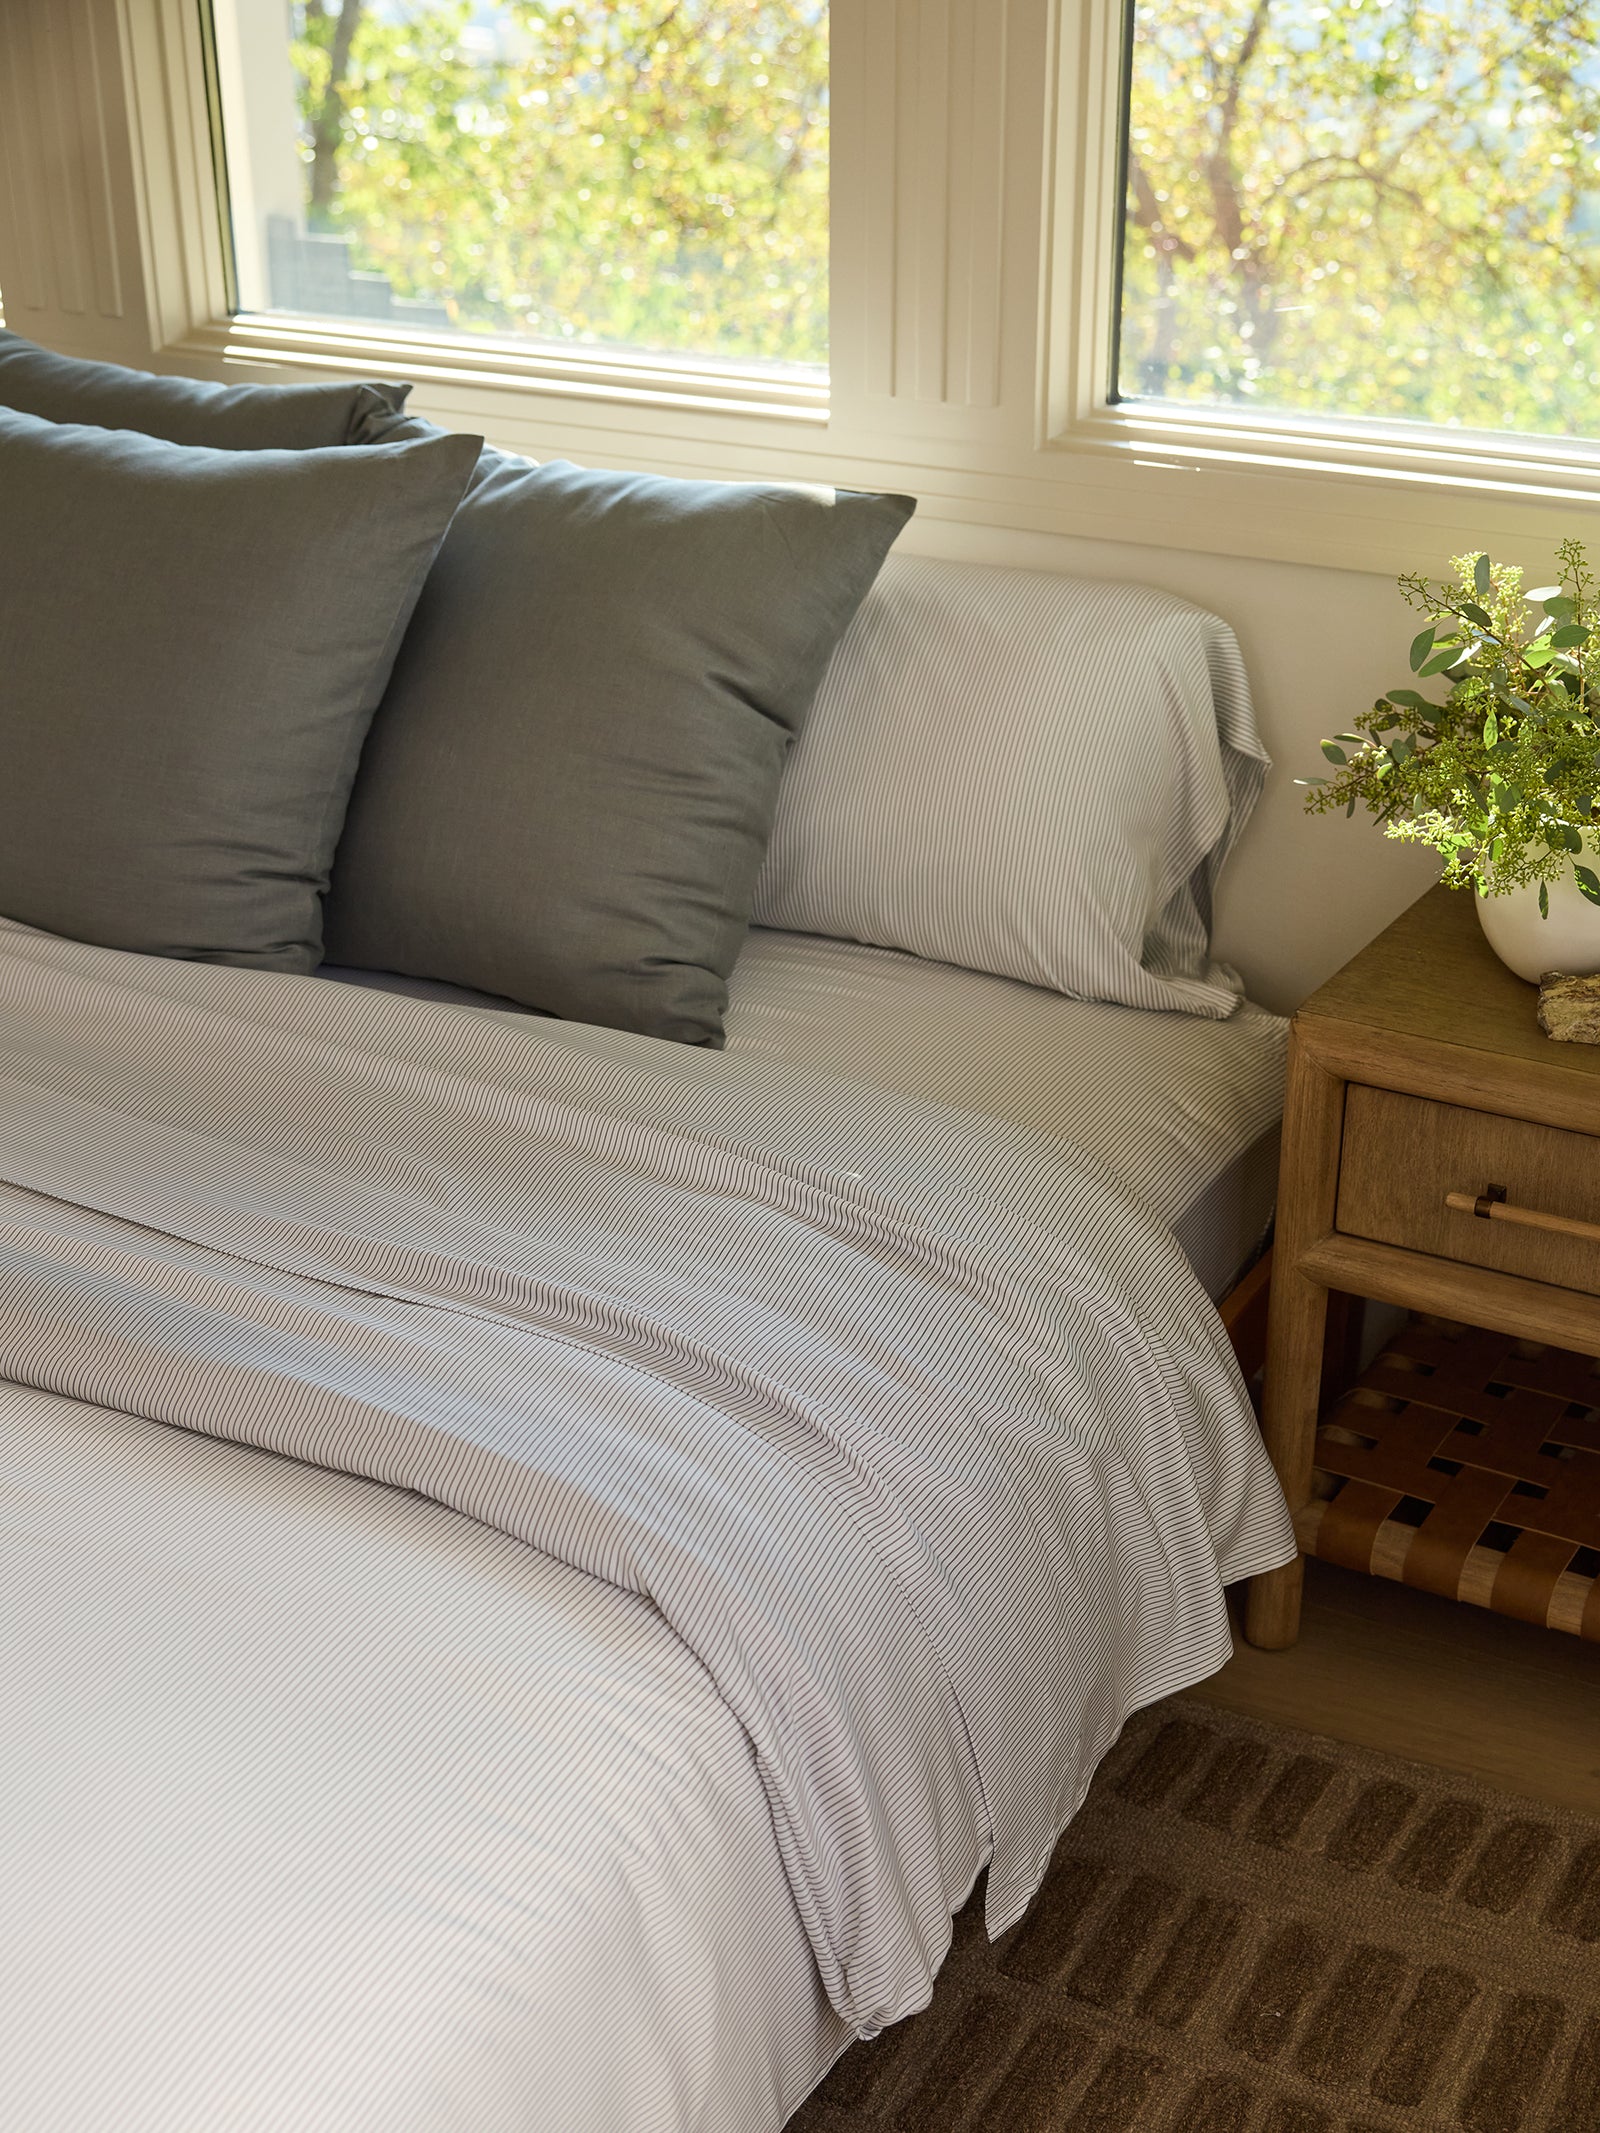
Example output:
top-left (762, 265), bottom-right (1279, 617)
top-left (324, 412), bottom-right (916, 1045)
top-left (0, 328), bottom-right (407, 447)
top-left (0, 407), bottom-right (481, 972)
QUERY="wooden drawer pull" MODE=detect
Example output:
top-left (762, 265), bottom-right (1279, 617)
top-left (1445, 1186), bottom-right (1600, 1246)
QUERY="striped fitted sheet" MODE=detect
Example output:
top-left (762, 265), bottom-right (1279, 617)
top-left (0, 921), bottom-right (1294, 2130)
top-left (328, 925), bottom-right (1289, 1300)
top-left (725, 930), bottom-right (1286, 1300)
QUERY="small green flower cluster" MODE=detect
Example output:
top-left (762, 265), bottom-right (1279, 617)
top-left (1305, 539), bottom-right (1600, 915)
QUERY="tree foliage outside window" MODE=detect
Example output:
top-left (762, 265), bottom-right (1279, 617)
top-left (287, 1), bottom-right (827, 369)
top-left (1119, 0), bottom-right (1600, 439)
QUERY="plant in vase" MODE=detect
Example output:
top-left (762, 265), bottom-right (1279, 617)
top-left (1306, 538), bottom-right (1600, 983)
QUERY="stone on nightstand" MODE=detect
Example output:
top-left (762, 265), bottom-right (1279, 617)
top-left (1536, 970), bottom-right (1600, 1042)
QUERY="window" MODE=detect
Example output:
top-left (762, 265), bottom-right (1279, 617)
top-left (206, 2), bottom-right (828, 375)
top-left (1115, 0), bottom-right (1600, 443)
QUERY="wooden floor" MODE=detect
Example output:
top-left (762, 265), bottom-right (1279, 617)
top-left (1193, 1558), bottom-right (1600, 1816)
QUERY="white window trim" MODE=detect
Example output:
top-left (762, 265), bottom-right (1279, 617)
top-left (10, 0), bottom-right (1600, 582)
top-left (180, 313), bottom-right (832, 425)
top-left (1040, 0), bottom-right (1600, 533)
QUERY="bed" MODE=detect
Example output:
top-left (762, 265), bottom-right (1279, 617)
top-left (0, 916), bottom-right (1291, 2133)
top-left (0, 341), bottom-right (1295, 2133)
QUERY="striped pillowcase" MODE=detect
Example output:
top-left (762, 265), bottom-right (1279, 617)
top-left (753, 555), bottom-right (1269, 1018)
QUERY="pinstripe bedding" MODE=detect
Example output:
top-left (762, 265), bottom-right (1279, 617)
top-left (751, 555), bottom-right (1267, 1017)
top-left (725, 930), bottom-right (1286, 1299)
top-left (2, 1381), bottom-right (843, 2132)
top-left (329, 923), bottom-right (1290, 1300)
top-left (0, 918), bottom-right (1294, 2130)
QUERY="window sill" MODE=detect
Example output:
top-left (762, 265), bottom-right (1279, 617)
top-left (1065, 401), bottom-right (1600, 509)
top-left (173, 315), bottom-right (831, 428)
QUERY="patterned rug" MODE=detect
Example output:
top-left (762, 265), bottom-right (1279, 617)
top-left (793, 1700), bottom-right (1600, 2133)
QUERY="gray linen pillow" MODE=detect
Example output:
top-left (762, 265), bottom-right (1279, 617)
top-left (324, 415), bottom-right (915, 1044)
top-left (0, 329), bottom-right (406, 448)
top-left (0, 407), bottom-right (481, 971)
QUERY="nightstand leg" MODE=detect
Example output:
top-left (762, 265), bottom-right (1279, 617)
top-left (1245, 1037), bottom-right (1347, 1650)
top-left (1245, 1553), bottom-right (1305, 1651)
top-left (1245, 1255), bottom-right (1326, 1648)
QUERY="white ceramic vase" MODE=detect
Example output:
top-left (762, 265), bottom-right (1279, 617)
top-left (1475, 865), bottom-right (1600, 984)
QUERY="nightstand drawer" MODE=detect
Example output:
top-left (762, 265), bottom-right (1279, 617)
top-left (1336, 1085), bottom-right (1600, 1294)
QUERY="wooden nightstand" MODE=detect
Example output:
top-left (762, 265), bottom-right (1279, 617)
top-left (1248, 883), bottom-right (1600, 1650)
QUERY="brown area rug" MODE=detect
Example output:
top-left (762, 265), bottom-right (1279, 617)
top-left (793, 1701), bottom-right (1600, 2133)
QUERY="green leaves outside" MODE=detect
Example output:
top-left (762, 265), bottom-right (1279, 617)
top-left (290, 2), bottom-right (829, 367)
top-left (1119, 0), bottom-right (1600, 442)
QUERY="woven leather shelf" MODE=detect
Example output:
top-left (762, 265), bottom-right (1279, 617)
top-left (1297, 1315), bottom-right (1600, 1640)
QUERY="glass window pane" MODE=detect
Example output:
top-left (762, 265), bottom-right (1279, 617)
top-left (1117, 0), bottom-right (1600, 439)
top-left (209, 2), bottom-right (827, 373)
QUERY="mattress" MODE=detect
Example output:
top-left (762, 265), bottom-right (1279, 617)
top-left (325, 927), bottom-right (1288, 1299)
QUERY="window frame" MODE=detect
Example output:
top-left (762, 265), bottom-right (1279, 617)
top-left (1041, 0), bottom-right (1600, 509)
top-left (53, 0), bottom-right (1600, 585)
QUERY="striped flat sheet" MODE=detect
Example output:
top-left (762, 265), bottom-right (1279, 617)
top-left (330, 921), bottom-right (1291, 1302)
top-left (0, 919), bottom-right (1294, 2129)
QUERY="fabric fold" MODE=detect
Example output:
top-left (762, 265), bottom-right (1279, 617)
top-left (0, 920), bottom-right (1294, 2034)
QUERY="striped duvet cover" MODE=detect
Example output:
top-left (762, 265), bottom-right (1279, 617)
top-left (0, 918), bottom-right (1294, 2129)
